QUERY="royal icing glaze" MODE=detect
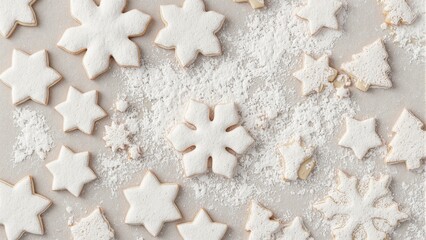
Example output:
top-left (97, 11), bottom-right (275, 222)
top-left (103, 122), bottom-right (130, 152)
top-left (381, 0), bottom-right (416, 25)
top-left (277, 138), bottom-right (315, 181)
top-left (55, 86), bottom-right (107, 134)
top-left (46, 145), bottom-right (97, 197)
top-left (0, 176), bottom-right (51, 240)
top-left (338, 117), bottom-right (382, 159)
top-left (0, 0), bottom-right (37, 38)
top-left (70, 207), bottom-right (115, 240)
top-left (155, 0), bottom-right (225, 67)
top-left (177, 209), bottom-right (227, 240)
top-left (123, 171), bottom-right (182, 236)
top-left (280, 217), bottom-right (310, 240)
top-left (245, 201), bottom-right (280, 240)
top-left (314, 170), bottom-right (408, 240)
top-left (167, 99), bottom-right (254, 178)
top-left (0, 49), bottom-right (62, 105)
top-left (234, 0), bottom-right (264, 9)
top-left (341, 39), bottom-right (392, 91)
top-left (296, 0), bottom-right (342, 35)
top-left (57, 0), bottom-right (151, 79)
top-left (385, 109), bottom-right (425, 170)
top-left (293, 54), bottom-right (337, 96)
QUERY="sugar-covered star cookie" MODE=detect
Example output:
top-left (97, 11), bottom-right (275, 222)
top-left (70, 207), bottom-right (115, 240)
top-left (55, 86), bottom-right (107, 134)
top-left (124, 171), bottom-right (182, 236)
top-left (177, 209), bottom-right (227, 240)
top-left (296, 0), bottom-right (342, 35)
top-left (155, 0), bottom-right (225, 67)
top-left (381, 0), bottom-right (416, 25)
top-left (280, 217), bottom-right (310, 240)
top-left (277, 138), bottom-right (315, 181)
top-left (293, 54), bottom-right (337, 96)
top-left (46, 145), bottom-right (97, 197)
top-left (0, 0), bottom-right (37, 38)
top-left (339, 117), bottom-right (382, 159)
top-left (0, 49), bottom-right (62, 105)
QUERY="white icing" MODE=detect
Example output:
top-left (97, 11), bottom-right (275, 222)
top-left (386, 109), bottom-right (426, 170)
top-left (177, 209), bottom-right (227, 240)
top-left (0, 176), bottom-right (51, 240)
top-left (155, 0), bottom-right (225, 67)
top-left (280, 217), bottom-right (310, 240)
top-left (46, 145), bottom-right (97, 197)
top-left (57, 0), bottom-right (151, 79)
top-left (70, 207), bottom-right (115, 240)
top-left (0, 49), bottom-right (62, 105)
top-left (277, 138), bottom-right (314, 181)
top-left (381, 0), bottom-right (417, 25)
top-left (245, 201), bottom-right (280, 240)
top-left (234, 0), bottom-right (265, 9)
top-left (103, 122), bottom-right (130, 152)
top-left (314, 170), bottom-right (408, 240)
top-left (167, 99), bottom-right (254, 178)
top-left (123, 171), bottom-right (181, 236)
top-left (292, 54), bottom-right (337, 96)
top-left (55, 86), bottom-right (107, 134)
top-left (296, 0), bottom-right (342, 35)
top-left (0, 0), bottom-right (37, 38)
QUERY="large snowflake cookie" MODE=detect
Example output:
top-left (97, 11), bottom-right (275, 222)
top-left (385, 109), bottom-right (425, 170)
top-left (124, 170), bottom-right (182, 236)
top-left (177, 209), bottom-right (227, 240)
top-left (280, 217), bottom-right (311, 240)
top-left (70, 207), bottom-right (115, 240)
top-left (380, 0), bottom-right (416, 25)
top-left (314, 170), bottom-right (408, 240)
top-left (0, 49), bottom-right (62, 105)
top-left (277, 137), bottom-right (315, 181)
top-left (0, 176), bottom-right (51, 240)
top-left (341, 39), bottom-right (392, 91)
top-left (167, 99), bottom-right (254, 178)
top-left (0, 0), bottom-right (37, 38)
top-left (234, 0), bottom-right (264, 9)
top-left (293, 54), bottom-right (337, 96)
top-left (155, 0), bottom-right (225, 67)
top-left (58, 0), bottom-right (151, 79)
top-left (245, 201), bottom-right (280, 240)
top-left (296, 0), bottom-right (343, 35)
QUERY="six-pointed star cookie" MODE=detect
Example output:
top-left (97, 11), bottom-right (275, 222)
top-left (0, 176), bottom-right (51, 240)
top-left (339, 117), bottom-right (382, 159)
top-left (70, 207), bottom-right (115, 240)
top-left (0, 49), bottom-right (62, 105)
top-left (155, 0), bottom-right (225, 67)
top-left (55, 86), bottom-right (107, 134)
top-left (46, 145), bottom-right (97, 197)
top-left (296, 0), bottom-right (342, 35)
top-left (177, 209), bottom-right (227, 240)
top-left (277, 138), bottom-right (315, 181)
top-left (57, 0), bottom-right (151, 79)
top-left (0, 0), bottom-right (37, 38)
top-left (293, 54), bottom-right (337, 96)
top-left (124, 171), bottom-right (182, 236)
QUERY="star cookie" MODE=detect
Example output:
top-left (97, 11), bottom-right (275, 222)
top-left (277, 138), bottom-right (315, 181)
top-left (70, 207), bottom-right (115, 240)
top-left (296, 0), bottom-right (342, 35)
top-left (0, 49), bottom-right (62, 105)
top-left (245, 201), bottom-right (280, 240)
top-left (155, 0), bottom-right (225, 67)
top-left (177, 209), bottom-right (227, 240)
top-left (46, 145), bottom-right (97, 197)
top-left (0, 0), bottom-right (37, 38)
top-left (280, 217), bottom-right (310, 240)
top-left (234, 0), bottom-right (264, 9)
top-left (55, 86), bottom-right (107, 134)
top-left (381, 0), bottom-right (416, 25)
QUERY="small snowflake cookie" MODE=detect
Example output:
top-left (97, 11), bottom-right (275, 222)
top-left (245, 201), bottom-right (280, 240)
top-left (341, 39), bottom-right (392, 91)
top-left (314, 170), bottom-right (408, 240)
top-left (70, 207), bottom-right (115, 240)
top-left (177, 209), bottom-right (227, 240)
top-left (380, 0), bottom-right (416, 25)
top-left (103, 122), bottom-right (130, 152)
top-left (124, 170), bottom-right (182, 236)
top-left (0, 0), bottom-right (37, 38)
top-left (385, 109), bottom-right (425, 170)
top-left (234, 0), bottom-right (264, 9)
top-left (57, 0), bottom-right (151, 79)
top-left (0, 49), bottom-right (62, 105)
top-left (296, 0), bottom-right (343, 35)
top-left (155, 0), bottom-right (225, 67)
top-left (0, 176), bottom-right (51, 240)
top-left (279, 217), bottom-right (311, 240)
top-left (167, 99), bottom-right (254, 178)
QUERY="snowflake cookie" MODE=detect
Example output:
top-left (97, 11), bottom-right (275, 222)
top-left (177, 209), bottom-right (227, 240)
top-left (167, 99), bottom-right (254, 178)
top-left (314, 170), bottom-right (408, 240)
top-left (57, 0), bottom-right (151, 79)
top-left (296, 0), bottom-right (343, 35)
top-left (338, 117), bottom-right (382, 160)
top-left (0, 0), bottom-right (37, 38)
top-left (341, 39), bottom-right (392, 91)
top-left (277, 137), bottom-right (315, 181)
top-left (155, 0), bottom-right (225, 67)
top-left (234, 0), bottom-right (264, 9)
top-left (70, 207), bottom-right (115, 240)
top-left (103, 122), bottom-right (130, 152)
top-left (385, 109), bottom-right (425, 170)
top-left (124, 171), bottom-right (182, 236)
top-left (293, 54), bottom-right (337, 96)
top-left (279, 217), bottom-right (311, 240)
top-left (380, 0), bottom-right (416, 25)
top-left (0, 49), bottom-right (62, 105)
top-left (0, 176), bottom-right (51, 240)
top-left (46, 145), bottom-right (97, 197)
top-left (245, 201), bottom-right (280, 240)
